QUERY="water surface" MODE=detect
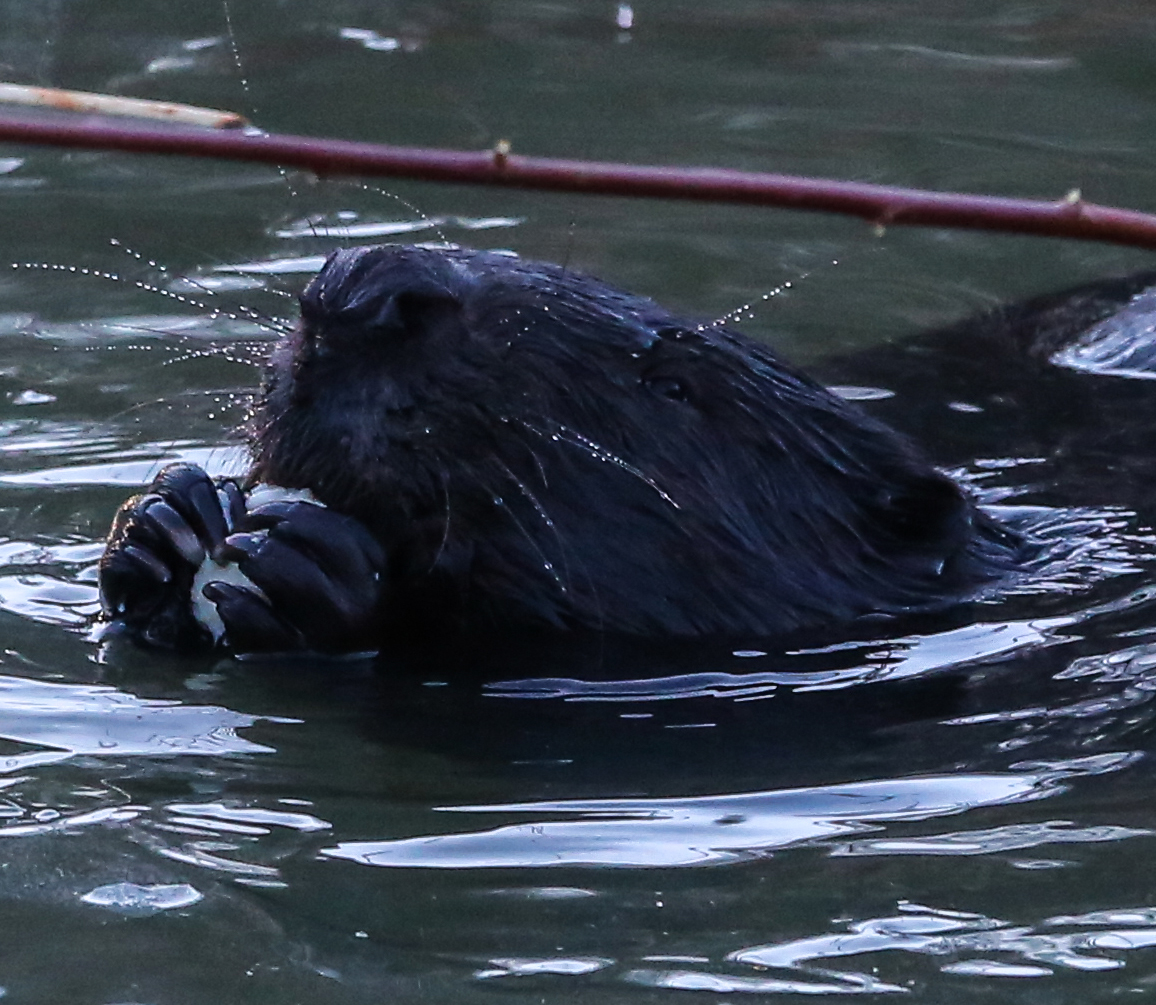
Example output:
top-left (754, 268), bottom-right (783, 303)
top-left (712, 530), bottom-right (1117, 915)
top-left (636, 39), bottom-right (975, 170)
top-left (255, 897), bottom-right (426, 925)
top-left (4, 1), bottom-right (1156, 1001)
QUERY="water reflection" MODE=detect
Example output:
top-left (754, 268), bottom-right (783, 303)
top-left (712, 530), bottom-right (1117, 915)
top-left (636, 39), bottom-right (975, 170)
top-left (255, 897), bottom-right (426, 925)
top-left (459, 898), bottom-right (1156, 994)
top-left (0, 442), bottom-right (248, 487)
top-left (80, 880), bottom-right (204, 916)
top-left (321, 753), bottom-right (1137, 869)
top-left (0, 672), bottom-right (292, 762)
top-left (725, 899), bottom-right (1156, 988)
top-left (488, 616), bottom-right (1074, 701)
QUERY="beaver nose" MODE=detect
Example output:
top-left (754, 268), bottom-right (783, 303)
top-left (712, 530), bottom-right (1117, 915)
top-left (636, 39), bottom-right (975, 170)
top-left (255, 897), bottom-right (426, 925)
top-left (300, 245), bottom-right (464, 336)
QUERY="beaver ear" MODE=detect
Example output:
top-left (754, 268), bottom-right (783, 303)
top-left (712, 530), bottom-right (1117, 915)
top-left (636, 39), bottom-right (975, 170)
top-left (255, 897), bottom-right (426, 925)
top-left (875, 473), bottom-right (972, 555)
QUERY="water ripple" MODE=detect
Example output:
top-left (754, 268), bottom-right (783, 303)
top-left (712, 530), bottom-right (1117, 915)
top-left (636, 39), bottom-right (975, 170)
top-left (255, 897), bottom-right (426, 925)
top-left (0, 673), bottom-right (294, 763)
top-left (727, 898), bottom-right (1156, 987)
top-left (488, 617), bottom-right (1071, 701)
top-left (319, 753), bottom-right (1131, 870)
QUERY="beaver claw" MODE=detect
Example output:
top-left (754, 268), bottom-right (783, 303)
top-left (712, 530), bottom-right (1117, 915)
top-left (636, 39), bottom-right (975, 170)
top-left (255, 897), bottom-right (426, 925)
top-left (99, 463), bottom-right (385, 655)
top-left (99, 463), bottom-right (237, 650)
top-left (208, 500), bottom-right (386, 654)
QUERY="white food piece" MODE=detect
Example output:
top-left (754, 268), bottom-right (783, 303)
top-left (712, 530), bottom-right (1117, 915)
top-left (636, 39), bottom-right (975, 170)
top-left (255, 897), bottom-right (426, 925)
top-left (189, 482), bottom-right (325, 642)
top-left (245, 483), bottom-right (325, 510)
top-left (191, 556), bottom-right (266, 643)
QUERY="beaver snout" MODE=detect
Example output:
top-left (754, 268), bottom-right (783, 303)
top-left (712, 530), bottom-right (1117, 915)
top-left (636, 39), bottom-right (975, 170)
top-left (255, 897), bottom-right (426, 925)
top-left (301, 245), bottom-right (466, 334)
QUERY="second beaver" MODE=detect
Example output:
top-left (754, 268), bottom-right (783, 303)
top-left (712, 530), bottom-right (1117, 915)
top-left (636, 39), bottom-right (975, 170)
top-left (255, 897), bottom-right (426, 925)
top-left (100, 244), bottom-right (1032, 652)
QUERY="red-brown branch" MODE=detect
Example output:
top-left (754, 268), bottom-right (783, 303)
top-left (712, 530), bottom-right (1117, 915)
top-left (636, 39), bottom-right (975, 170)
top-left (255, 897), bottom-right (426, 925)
top-left (2, 109), bottom-right (1156, 251)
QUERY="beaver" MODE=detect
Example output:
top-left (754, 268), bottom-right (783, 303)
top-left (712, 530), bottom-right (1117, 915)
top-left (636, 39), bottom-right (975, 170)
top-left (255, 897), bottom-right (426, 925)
top-left (99, 244), bottom-right (1033, 653)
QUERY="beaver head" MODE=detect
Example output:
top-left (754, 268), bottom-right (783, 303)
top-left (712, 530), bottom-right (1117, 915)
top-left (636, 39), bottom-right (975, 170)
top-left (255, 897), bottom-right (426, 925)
top-left (250, 244), bottom-right (1025, 638)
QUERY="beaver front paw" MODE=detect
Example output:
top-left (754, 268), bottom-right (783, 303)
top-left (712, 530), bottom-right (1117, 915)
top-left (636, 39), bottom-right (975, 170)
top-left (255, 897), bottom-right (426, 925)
top-left (99, 464), bottom-right (386, 655)
top-left (202, 499), bottom-right (386, 655)
top-left (99, 462), bottom-right (243, 650)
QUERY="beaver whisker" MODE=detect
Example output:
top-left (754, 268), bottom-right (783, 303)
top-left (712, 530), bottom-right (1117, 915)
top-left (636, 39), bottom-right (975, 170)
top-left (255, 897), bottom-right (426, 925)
top-left (101, 387), bottom-right (257, 427)
top-left (311, 179), bottom-right (452, 247)
top-left (706, 278), bottom-right (799, 330)
top-left (514, 418), bottom-right (680, 511)
top-left (110, 237), bottom-right (297, 335)
top-left (175, 281), bottom-right (296, 335)
top-left (493, 456), bottom-right (572, 594)
top-left (104, 238), bottom-right (298, 336)
top-left (14, 261), bottom-right (293, 338)
top-left (110, 236), bottom-right (292, 312)
top-left (499, 416), bottom-right (551, 490)
top-left (423, 467), bottom-right (455, 576)
top-left (492, 458), bottom-right (557, 530)
top-left (161, 342), bottom-right (272, 369)
top-left (485, 475), bottom-right (568, 594)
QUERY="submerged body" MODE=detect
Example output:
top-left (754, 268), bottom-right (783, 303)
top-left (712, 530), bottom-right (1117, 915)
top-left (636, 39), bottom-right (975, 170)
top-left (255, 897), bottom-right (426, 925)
top-left (102, 245), bottom-right (1036, 652)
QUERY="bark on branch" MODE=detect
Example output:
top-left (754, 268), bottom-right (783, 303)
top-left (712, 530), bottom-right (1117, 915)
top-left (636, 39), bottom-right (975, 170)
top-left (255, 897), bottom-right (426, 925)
top-left (1, 108), bottom-right (1155, 251)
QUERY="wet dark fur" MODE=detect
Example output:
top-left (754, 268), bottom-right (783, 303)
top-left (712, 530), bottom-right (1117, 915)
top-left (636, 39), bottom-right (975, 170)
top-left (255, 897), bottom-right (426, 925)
top-left (248, 245), bottom-right (1027, 638)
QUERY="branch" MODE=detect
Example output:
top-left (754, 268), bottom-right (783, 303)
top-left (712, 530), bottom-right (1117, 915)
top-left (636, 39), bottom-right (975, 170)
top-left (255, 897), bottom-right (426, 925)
top-left (2, 107), bottom-right (1156, 251)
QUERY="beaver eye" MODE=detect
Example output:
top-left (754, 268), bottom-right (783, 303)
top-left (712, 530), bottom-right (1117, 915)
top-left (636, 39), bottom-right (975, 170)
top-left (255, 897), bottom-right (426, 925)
top-left (643, 375), bottom-right (689, 402)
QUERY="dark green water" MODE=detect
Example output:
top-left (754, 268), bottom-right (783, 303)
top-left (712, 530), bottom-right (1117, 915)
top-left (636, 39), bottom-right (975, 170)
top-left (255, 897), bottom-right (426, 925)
top-left (5, 1), bottom-right (1156, 1002)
